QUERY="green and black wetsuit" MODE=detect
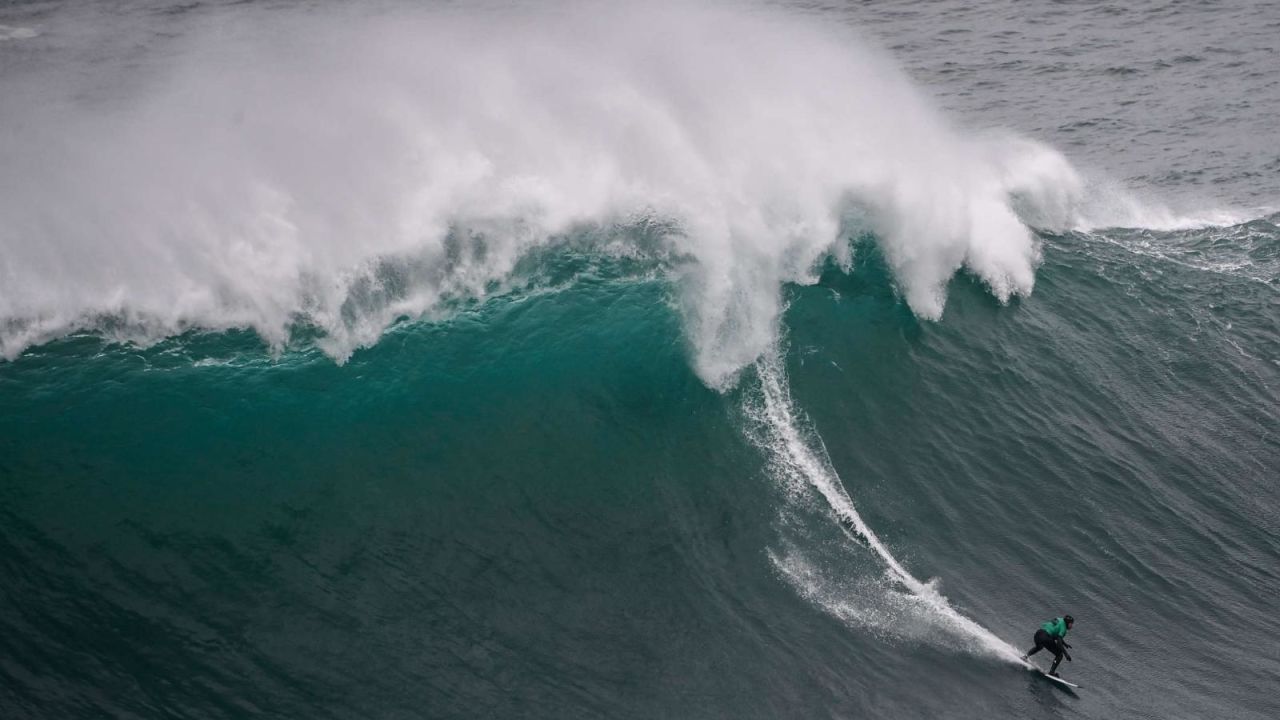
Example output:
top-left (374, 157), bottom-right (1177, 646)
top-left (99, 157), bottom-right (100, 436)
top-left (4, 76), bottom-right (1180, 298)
top-left (1025, 617), bottom-right (1071, 674)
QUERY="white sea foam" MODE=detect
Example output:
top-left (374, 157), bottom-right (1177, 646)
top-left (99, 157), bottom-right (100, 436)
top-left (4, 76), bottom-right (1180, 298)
top-left (1071, 176), bottom-right (1257, 231)
top-left (0, 2), bottom-right (1102, 381)
top-left (0, 25), bottom-right (39, 41)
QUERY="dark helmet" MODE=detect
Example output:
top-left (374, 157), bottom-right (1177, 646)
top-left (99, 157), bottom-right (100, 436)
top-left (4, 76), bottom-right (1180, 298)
top-left (1064, 615), bottom-right (1075, 625)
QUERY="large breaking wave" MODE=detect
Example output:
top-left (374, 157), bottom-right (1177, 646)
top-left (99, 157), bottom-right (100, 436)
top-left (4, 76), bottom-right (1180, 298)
top-left (0, 1), bottom-right (1096, 385)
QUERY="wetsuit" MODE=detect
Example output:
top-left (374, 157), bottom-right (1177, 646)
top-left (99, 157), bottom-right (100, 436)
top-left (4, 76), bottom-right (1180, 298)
top-left (1024, 617), bottom-right (1071, 674)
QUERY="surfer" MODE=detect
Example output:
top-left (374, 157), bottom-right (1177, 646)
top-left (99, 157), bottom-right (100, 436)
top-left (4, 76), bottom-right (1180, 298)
top-left (1021, 615), bottom-right (1074, 677)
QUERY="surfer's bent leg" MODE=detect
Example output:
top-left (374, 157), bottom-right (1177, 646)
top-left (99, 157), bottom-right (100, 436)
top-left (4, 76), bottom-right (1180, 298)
top-left (1026, 628), bottom-right (1052, 657)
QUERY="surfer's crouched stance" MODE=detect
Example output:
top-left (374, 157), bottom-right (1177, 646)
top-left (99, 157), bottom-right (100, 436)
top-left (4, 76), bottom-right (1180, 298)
top-left (1021, 614), bottom-right (1074, 676)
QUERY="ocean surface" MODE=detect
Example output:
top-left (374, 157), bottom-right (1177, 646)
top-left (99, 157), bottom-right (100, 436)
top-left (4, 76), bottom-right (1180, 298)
top-left (1, 1), bottom-right (1277, 718)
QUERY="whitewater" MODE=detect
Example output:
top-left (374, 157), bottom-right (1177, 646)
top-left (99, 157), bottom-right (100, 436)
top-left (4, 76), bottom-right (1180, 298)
top-left (0, 1), bottom-right (1102, 382)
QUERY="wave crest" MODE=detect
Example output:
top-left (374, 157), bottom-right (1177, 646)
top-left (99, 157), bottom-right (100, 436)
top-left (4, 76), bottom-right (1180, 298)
top-left (1, 2), bottom-right (1088, 383)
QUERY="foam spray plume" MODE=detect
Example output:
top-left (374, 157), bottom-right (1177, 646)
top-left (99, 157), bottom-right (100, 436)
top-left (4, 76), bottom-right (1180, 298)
top-left (0, 1), bottom-right (1085, 385)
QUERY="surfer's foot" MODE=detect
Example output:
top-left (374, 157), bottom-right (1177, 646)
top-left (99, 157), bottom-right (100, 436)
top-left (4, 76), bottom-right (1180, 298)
top-left (1020, 654), bottom-right (1028, 662)
top-left (1048, 671), bottom-right (1060, 678)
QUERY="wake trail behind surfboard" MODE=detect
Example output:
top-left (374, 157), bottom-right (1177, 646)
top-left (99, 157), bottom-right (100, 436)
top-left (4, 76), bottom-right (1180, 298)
top-left (747, 347), bottom-right (1030, 668)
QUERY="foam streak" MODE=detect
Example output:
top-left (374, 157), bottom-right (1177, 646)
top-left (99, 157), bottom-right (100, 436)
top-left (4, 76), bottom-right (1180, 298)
top-left (749, 347), bottom-right (1026, 665)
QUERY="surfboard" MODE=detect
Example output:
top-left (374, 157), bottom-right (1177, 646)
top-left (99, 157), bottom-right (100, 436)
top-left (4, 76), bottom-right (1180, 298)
top-left (1024, 662), bottom-right (1081, 689)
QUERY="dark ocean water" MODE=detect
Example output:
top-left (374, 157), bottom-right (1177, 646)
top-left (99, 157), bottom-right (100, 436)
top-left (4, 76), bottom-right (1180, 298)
top-left (1, 1), bottom-right (1278, 719)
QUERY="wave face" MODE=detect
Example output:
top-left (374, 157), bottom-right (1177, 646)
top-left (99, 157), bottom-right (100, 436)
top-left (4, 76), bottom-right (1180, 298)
top-left (2, 1), bottom-right (1279, 719)
top-left (3, 219), bottom-right (1276, 719)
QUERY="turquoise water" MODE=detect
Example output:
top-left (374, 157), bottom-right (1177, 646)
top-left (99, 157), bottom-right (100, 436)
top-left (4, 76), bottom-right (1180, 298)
top-left (2, 2), bottom-right (1278, 718)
